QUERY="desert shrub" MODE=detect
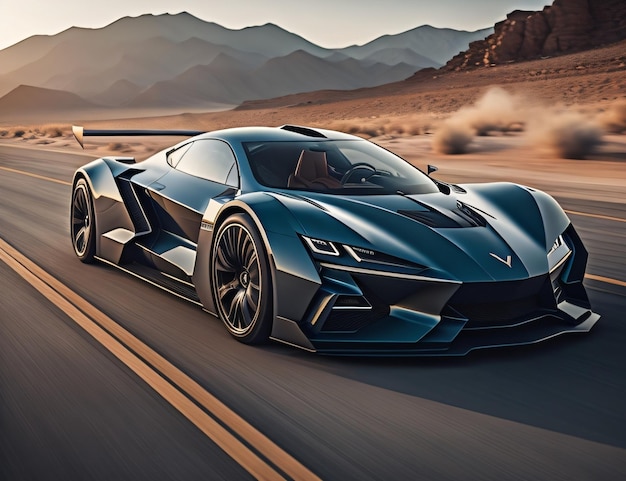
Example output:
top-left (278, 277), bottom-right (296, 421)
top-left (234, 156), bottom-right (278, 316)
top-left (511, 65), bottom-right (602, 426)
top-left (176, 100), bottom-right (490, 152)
top-left (12, 129), bottom-right (25, 138)
top-left (108, 142), bottom-right (125, 151)
top-left (107, 142), bottom-right (134, 153)
top-left (529, 111), bottom-right (602, 159)
top-left (43, 125), bottom-right (64, 137)
top-left (432, 120), bottom-right (473, 154)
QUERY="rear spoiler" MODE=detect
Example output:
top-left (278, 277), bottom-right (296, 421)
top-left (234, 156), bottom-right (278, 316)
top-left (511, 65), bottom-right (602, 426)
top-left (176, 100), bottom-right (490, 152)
top-left (72, 125), bottom-right (204, 149)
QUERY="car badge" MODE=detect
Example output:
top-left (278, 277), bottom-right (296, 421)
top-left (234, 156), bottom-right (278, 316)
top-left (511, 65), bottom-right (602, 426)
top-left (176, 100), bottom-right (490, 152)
top-left (490, 252), bottom-right (512, 268)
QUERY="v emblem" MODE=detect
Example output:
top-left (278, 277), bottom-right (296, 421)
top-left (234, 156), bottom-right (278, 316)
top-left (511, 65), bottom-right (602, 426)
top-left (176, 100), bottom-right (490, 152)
top-left (490, 252), bottom-right (512, 268)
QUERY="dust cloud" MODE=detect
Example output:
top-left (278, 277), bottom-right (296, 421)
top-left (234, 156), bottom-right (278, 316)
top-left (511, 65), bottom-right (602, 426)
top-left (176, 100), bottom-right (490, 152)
top-left (432, 87), bottom-right (607, 159)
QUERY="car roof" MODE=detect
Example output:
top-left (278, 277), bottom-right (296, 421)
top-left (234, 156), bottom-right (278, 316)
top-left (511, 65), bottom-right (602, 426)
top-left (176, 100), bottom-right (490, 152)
top-left (194, 125), bottom-right (362, 143)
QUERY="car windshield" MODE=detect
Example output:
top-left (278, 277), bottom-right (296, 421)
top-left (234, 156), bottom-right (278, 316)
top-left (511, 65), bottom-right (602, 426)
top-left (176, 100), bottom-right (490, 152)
top-left (243, 140), bottom-right (438, 195)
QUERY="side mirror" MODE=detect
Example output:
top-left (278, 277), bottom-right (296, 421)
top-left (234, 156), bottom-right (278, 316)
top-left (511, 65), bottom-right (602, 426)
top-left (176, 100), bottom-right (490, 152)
top-left (427, 164), bottom-right (450, 194)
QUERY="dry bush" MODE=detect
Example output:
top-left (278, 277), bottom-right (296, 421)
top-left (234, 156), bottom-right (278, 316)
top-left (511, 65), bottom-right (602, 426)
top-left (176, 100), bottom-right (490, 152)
top-left (107, 142), bottom-right (134, 153)
top-left (432, 120), bottom-right (474, 154)
top-left (319, 120), bottom-right (363, 136)
top-left (597, 100), bottom-right (626, 134)
top-left (323, 115), bottom-right (431, 139)
top-left (42, 124), bottom-right (65, 138)
top-left (0, 123), bottom-right (69, 141)
top-left (528, 111), bottom-right (602, 159)
top-left (385, 120), bottom-right (425, 136)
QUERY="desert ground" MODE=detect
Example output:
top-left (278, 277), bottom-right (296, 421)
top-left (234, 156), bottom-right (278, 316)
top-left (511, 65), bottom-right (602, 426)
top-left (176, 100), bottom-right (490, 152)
top-left (1, 40), bottom-right (625, 205)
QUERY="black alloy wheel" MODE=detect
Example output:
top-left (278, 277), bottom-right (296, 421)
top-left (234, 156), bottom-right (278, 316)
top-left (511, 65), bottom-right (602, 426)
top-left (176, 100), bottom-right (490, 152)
top-left (71, 178), bottom-right (96, 263)
top-left (211, 213), bottom-right (272, 344)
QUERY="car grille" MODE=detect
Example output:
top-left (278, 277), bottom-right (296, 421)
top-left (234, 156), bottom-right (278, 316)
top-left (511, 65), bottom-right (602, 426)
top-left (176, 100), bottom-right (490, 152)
top-left (446, 275), bottom-right (557, 329)
top-left (321, 304), bottom-right (390, 333)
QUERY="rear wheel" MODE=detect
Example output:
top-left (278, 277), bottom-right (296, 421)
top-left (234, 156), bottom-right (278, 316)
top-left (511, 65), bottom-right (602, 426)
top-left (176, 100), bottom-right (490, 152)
top-left (211, 213), bottom-right (272, 344)
top-left (71, 178), bottom-right (96, 263)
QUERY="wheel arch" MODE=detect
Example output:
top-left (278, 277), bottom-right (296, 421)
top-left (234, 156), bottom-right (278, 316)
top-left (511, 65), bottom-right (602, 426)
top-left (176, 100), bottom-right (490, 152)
top-left (70, 158), bottom-right (136, 261)
top-left (193, 195), bottom-right (321, 349)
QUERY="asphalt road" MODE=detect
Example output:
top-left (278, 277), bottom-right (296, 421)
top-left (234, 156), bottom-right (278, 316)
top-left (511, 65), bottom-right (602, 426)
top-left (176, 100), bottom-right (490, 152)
top-left (1, 144), bottom-right (625, 480)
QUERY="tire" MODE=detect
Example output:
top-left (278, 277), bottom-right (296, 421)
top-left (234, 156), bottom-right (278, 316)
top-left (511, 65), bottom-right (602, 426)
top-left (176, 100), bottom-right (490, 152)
top-left (211, 213), bottom-right (273, 344)
top-left (70, 178), bottom-right (96, 263)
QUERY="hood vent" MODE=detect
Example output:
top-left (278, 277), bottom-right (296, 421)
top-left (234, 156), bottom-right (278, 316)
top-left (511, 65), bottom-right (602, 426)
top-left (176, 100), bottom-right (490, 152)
top-left (398, 209), bottom-right (462, 228)
top-left (455, 202), bottom-right (487, 227)
top-left (399, 202), bottom-right (486, 229)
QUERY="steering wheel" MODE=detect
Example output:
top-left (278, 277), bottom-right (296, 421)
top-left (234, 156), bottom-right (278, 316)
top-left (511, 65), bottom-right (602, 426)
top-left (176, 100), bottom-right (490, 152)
top-left (340, 163), bottom-right (377, 184)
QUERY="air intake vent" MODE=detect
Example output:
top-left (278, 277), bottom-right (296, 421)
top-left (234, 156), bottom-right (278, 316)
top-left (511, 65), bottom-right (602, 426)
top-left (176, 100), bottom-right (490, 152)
top-left (455, 202), bottom-right (487, 227)
top-left (321, 304), bottom-right (389, 333)
top-left (117, 177), bottom-right (151, 235)
top-left (399, 202), bottom-right (486, 229)
top-left (280, 125), bottom-right (327, 138)
top-left (398, 210), bottom-right (462, 228)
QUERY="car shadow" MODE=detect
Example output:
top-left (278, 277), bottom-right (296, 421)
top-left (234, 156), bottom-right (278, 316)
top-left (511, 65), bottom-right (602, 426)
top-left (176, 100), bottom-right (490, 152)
top-left (266, 289), bottom-right (626, 450)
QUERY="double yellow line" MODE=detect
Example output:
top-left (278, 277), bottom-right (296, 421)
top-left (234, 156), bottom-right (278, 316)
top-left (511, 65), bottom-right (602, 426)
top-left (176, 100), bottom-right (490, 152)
top-left (0, 237), bottom-right (320, 481)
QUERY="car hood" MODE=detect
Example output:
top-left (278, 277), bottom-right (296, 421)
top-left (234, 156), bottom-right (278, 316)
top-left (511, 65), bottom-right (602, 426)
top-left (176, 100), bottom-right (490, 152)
top-left (269, 185), bottom-right (561, 283)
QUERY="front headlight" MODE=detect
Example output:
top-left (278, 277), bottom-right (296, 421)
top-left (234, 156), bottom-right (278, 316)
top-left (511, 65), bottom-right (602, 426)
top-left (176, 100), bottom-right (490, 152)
top-left (548, 234), bottom-right (572, 274)
top-left (548, 235), bottom-right (564, 256)
top-left (302, 236), bottom-right (340, 256)
top-left (301, 235), bottom-right (424, 270)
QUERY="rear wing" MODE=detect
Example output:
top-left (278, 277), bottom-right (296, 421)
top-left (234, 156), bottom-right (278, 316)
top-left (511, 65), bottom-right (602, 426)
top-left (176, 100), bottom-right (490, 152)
top-left (72, 125), bottom-right (204, 149)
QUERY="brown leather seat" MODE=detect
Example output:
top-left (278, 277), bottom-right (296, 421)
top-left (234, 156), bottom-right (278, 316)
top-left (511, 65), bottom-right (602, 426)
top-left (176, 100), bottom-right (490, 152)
top-left (287, 150), bottom-right (342, 189)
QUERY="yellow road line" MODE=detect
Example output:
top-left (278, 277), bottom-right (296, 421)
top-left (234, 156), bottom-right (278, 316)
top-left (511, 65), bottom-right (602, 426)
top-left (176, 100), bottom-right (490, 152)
top-left (565, 209), bottom-right (626, 224)
top-left (585, 274), bottom-right (626, 288)
top-left (0, 237), bottom-right (321, 481)
top-left (0, 165), bottom-right (71, 186)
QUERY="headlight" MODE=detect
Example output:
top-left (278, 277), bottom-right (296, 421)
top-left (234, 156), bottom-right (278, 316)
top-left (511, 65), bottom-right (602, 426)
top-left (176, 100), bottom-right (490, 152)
top-left (302, 236), bottom-right (425, 271)
top-left (548, 234), bottom-right (571, 273)
top-left (302, 236), bottom-right (340, 256)
top-left (548, 235), bottom-right (564, 256)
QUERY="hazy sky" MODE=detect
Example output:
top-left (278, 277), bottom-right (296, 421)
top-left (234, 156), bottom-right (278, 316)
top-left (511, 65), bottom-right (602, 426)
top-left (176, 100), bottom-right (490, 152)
top-left (0, 0), bottom-right (553, 51)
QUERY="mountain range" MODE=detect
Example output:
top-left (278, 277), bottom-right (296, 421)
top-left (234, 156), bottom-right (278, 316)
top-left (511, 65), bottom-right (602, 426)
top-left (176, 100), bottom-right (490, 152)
top-left (0, 12), bottom-right (491, 116)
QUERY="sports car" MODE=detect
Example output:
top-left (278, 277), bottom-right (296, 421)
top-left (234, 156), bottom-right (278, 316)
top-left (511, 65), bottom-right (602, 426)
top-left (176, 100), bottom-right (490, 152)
top-left (70, 124), bottom-right (599, 355)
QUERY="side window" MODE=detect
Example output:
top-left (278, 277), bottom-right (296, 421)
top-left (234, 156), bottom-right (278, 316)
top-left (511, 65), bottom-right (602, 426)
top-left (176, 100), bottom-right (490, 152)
top-left (175, 139), bottom-right (238, 186)
top-left (167, 142), bottom-right (192, 167)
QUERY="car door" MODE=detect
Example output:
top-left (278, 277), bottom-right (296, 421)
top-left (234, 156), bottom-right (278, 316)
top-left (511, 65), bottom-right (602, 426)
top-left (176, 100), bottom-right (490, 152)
top-left (147, 139), bottom-right (239, 243)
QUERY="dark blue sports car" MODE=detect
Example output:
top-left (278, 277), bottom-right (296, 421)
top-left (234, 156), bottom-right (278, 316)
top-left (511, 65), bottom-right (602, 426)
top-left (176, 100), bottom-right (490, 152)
top-left (70, 124), bottom-right (599, 355)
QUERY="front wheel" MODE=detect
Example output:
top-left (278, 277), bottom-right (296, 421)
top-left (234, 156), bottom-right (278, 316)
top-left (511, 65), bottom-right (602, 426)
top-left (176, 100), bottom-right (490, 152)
top-left (211, 213), bottom-right (273, 344)
top-left (70, 178), bottom-right (96, 263)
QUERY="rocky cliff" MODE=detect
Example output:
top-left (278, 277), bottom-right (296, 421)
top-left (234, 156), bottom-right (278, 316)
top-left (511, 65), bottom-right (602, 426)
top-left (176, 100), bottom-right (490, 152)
top-left (445, 0), bottom-right (626, 70)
